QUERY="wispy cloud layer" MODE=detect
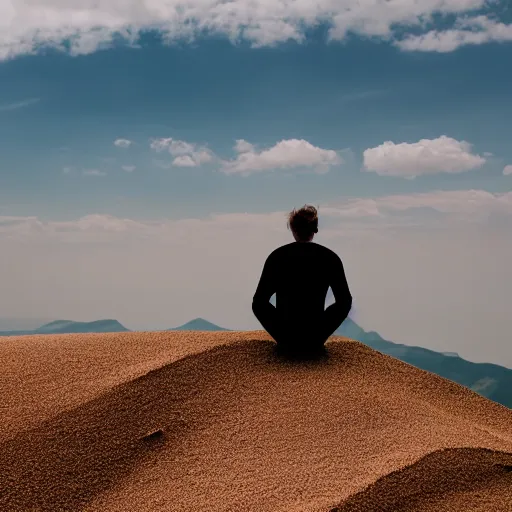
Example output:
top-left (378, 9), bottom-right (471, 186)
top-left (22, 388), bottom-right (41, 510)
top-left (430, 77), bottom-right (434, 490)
top-left (396, 15), bottom-right (512, 52)
top-left (2, 189), bottom-right (510, 242)
top-left (504, 165), bottom-right (512, 176)
top-left (0, 1), bottom-right (510, 61)
top-left (0, 98), bottom-right (40, 112)
top-left (82, 169), bottom-right (106, 177)
top-left (323, 190), bottom-right (512, 222)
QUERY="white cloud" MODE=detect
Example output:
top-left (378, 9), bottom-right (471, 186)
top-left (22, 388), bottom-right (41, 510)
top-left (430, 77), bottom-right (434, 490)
top-left (221, 138), bottom-right (342, 175)
top-left (150, 137), bottom-right (214, 167)
top-left (172, 155), bottom-right (197, 167)
top-left (83, 169), bottom-right (106, 176)
top-left (122, 165), bottom-right (136, 172)
top-left (114, 139), bottom-right (133, 149)
top-left (396, 16), bottom-right (512, 52)
top-left (234, 139), bottom-right (255, 154)
top-left (0, 1), bottom-right (508, 61)
top-left (0, 97), bottom-right (40, 112)
top-left (504, 165), bottom-right (512, 176)
top-left (363, 135), bottom-right (485, 178)
top-left (193, 150), bottom-right (214, 164)
top-left (151, 138), bottom-right (193, 154)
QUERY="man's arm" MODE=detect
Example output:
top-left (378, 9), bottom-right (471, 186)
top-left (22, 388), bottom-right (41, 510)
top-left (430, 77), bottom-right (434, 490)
top-left (252, 255), bottom-right (277, 308)
top-left (327, 254), bottom-right (352, 322)
top-left (252, 254), bottom-right (285, 343)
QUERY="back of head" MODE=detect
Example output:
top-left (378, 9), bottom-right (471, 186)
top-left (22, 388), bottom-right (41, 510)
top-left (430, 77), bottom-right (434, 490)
top-left (287, 204), bottom-right (318, 242)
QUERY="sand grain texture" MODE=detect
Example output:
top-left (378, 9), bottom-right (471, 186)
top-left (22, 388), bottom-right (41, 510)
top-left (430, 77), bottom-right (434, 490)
top-left (1, 330), bottom-right (511, 511)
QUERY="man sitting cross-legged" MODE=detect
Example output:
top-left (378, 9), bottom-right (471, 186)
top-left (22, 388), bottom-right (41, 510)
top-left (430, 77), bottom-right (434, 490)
top-left (252, 204), bottom-right (352, 358)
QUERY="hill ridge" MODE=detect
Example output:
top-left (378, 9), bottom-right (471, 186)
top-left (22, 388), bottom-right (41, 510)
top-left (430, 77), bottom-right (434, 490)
top-left (1, 316), bottom-right (511, 409)
top-left (329, 446), bottom-right (512, 511)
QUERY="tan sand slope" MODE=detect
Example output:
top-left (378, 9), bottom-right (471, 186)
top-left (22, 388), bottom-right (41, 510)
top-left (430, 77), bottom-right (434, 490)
top-left (1, 330), bottom-right (511, 512)
top-left (329, 447), bottom-right (512, 511)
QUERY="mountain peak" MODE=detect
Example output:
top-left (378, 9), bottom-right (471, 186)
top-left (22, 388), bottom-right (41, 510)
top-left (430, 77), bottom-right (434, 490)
top-left (169, 318), bottom-right (230, 331)
top-left (36, 319), bottom-right (129, 334)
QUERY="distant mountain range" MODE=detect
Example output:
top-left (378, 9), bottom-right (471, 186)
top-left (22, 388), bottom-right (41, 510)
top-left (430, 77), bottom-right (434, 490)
top-left (1, 316), bottom-right (510, 410)
top-left (334, 318), bottom-right (512, 410)
top-left (0, 319), bottom-right (129, 336)
top-left (0, 317), bottom-right (229, 337)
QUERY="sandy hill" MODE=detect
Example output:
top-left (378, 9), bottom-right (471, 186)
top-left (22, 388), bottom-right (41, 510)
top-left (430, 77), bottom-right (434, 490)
top-left (3, 317), bottom-right (511, 409)
top-left (1, 331), bottom-right (511, 512)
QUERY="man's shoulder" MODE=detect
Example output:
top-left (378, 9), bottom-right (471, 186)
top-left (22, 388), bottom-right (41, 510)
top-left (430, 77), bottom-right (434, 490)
top-left (271, 242), bottom-right (339, 259)
top-left (311, 243), bottom-right (341, 264)
top-left (266, 244), bottom-right (287, 264)
top-left (312, 242), bottom-right (338, 255)
top-left (271, 242), bottom-right (294, 254)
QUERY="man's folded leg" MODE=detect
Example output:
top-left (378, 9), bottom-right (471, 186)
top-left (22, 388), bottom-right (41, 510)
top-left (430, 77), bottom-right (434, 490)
top-left (321, 303), bottom-right (349, 341)
top-left (281, 306), bottom-right (345, 356)
top-left (252, 302), bottom-right (337, 357)
top-left (273, 318), bottom-right (328, 358)
top-left (252, 300), bottom-right (287, 345)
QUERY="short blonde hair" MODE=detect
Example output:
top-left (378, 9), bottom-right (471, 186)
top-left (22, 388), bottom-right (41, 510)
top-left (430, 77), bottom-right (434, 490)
top-left (287, 204), bottom-right (319, 241)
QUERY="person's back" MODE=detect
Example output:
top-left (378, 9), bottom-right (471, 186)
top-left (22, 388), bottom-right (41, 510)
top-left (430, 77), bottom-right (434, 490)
top-left (252, 205), bottom-right (352, 356)
top-left (269, 241), bottom-right (338, 319)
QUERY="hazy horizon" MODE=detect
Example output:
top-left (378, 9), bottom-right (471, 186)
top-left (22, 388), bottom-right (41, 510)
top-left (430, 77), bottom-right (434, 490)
top-left (1, 307), bottom-right (511, 370)
top-left (2, 1), bottom-right (511, 368)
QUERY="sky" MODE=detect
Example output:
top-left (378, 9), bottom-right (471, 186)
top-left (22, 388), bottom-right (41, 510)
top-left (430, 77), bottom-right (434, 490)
top-left (1, 0), bottom-right (511, 367)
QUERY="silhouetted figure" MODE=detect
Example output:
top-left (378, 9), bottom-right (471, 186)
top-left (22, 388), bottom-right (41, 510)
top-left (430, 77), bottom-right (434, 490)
top-left (252, 205), bottom-right (352, 358)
